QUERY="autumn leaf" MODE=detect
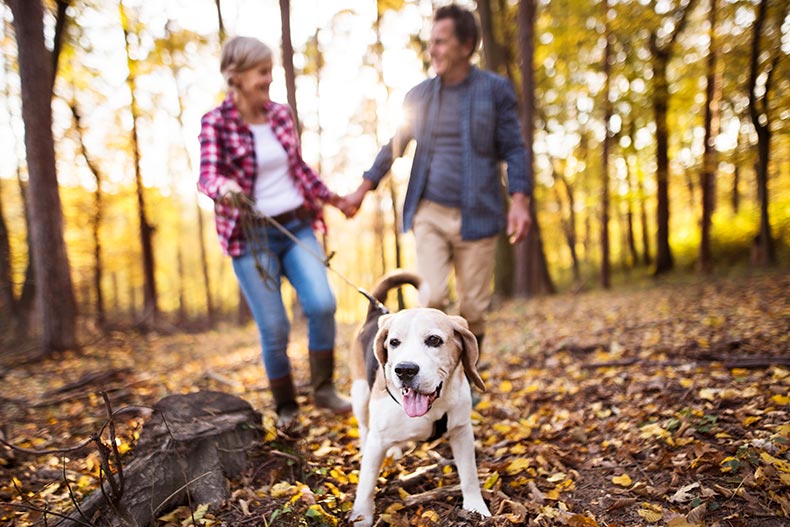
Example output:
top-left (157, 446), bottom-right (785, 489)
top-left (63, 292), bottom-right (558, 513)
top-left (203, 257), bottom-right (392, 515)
top-left (761, 452), bottom-right (790, 472)
top-left (669, 482), bottom-right (700, 503)
top-left (568, 514), bottom-right (599, 526)
top-left (667, 517), bottom-right (701, 527)
top-left (305, 504), bottom-right (338, 526)
top-left (483, 471), bottom-right (500, 489)
top-left (505, 457), bottom-right (531, 475)
top-left (637, 504), bottom-right (664, 523)
top-left (612, 474), bottom-right (632, 487)
top-left (771, 394), bottom-right (790, 405)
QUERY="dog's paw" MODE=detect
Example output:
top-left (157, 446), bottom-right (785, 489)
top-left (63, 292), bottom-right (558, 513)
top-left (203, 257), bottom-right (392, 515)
top-left (385, 445), bottom-right (403, 460)
top-left (348, 509), bottom-right (373, 527)
top-left (463, 498), bottom-right (491, 517)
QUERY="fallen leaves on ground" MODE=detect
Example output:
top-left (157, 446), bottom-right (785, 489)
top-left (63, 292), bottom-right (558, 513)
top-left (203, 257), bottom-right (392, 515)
top-left (1, 272), bottom-right (789, 526)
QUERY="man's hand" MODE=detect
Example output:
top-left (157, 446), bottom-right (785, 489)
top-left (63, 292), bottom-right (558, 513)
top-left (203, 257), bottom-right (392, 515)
top-left (344, 179), bottom-right (374, 218)
top-left (328, 193), bottom-right (356, 218)
top-left (507, 193), bottom-right (532, 244)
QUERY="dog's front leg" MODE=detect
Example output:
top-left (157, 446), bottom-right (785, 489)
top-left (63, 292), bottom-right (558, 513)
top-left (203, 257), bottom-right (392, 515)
top-left (448, 423), bottom-right (491, 517)
top-left (350, 433), bottom-right (387, 527)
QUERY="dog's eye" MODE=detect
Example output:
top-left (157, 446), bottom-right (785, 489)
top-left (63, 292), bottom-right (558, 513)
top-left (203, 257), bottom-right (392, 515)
top-left (424, 335), bottom-right (443, 348)
top-left (389, 338), bottom-right (401, 348)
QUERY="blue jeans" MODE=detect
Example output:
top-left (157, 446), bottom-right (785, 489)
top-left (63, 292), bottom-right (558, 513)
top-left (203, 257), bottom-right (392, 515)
top-left (232, 218), bottom-right (336, 380)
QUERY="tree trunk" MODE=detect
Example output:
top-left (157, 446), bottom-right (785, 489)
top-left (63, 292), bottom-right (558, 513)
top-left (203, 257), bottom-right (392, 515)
top-left (0, 182), bottom-right (14, 324)
top-left (120, 1), bottom-right (159, 323)
top-left (279, 0), bottom-right (300, 133)
top-left (699, 0), bottom-right (720, 274)
top-left (514, 199), bottom-right (556, 297)
top-left (651, 51), bottom-right (673, 275)
top-left (477, 0), bottom-right (506, 75)
top-left (747, 0), bottom-right (777, 265)
top-left (57, 392), bottom-right (262, 527)
top-left (197, 204), bottom-right (214, 322)
top-left (163, 22), bottom-right (215, 324)
top-left (515, 0), bottom-right (555, 297)
top-left (551, 167), bottom-right (580, 284)
top-left (9, 0), bottom-right (77, 353)
top-left (648, 0), bottom-right (698, 275)
top-left (69, 99), bottom-right (107, 328)
top-left (479, 0), bottom-right (517, 297)
top-left (214, 0), bottom-right (226, 44)
top-left (601, 0), bottom-right (612, 289)
top-left (50, 0), bottom-right (70, 91)
top-left (625, 167), bottom-right (639, 267)
top-left (0, 43), bottom-right (17, 329)
top-left (639, 170), bottom-right (652, 266)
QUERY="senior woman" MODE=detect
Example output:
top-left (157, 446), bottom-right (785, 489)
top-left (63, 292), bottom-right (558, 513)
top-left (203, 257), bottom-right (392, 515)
top-left (198, 36), bottom-right (351, 428)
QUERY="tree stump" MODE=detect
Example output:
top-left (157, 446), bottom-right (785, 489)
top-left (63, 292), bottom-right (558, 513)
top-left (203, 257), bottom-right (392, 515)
top-left (57, 391), bottom-right (262, 527)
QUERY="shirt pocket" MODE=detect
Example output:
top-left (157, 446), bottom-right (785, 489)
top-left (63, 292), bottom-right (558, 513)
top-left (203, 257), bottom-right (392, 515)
top-left (471, 99), bottom-right (496, 157)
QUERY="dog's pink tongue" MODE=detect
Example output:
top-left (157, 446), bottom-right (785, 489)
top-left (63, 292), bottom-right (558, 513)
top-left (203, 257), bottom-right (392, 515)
top-left (402, 391), bottom-right (431, 418)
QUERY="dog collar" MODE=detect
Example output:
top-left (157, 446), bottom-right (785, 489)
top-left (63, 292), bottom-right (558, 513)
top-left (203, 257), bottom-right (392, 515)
top-left (385, 383), bottom-right (401, 406)
top-left (428, 413), bottom-right (448, 441)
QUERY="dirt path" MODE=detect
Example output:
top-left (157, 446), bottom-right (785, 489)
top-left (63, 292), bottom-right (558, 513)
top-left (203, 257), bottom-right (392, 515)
top-left (2, 272), bottom-right (788, 526)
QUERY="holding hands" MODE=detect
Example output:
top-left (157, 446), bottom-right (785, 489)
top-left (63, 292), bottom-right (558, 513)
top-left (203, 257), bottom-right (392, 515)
top-left (328, 193), bottom-right (358, 218)
top-left (329, 179), bottom-right (372, 218)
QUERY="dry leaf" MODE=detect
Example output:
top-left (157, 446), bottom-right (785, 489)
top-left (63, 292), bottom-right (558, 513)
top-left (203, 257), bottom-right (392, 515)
top-left (612, 474), bottom-right (632, 487)
top-left (669, 482), bottom-right (700, 503)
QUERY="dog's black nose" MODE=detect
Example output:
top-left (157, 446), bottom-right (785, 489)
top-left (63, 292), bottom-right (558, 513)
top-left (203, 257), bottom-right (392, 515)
top-left (394, 362), bottom-right (419, 381)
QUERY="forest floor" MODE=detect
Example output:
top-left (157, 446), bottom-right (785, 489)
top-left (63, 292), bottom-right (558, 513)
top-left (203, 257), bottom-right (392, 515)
top-left (1, 270), bottom-right (789, 527)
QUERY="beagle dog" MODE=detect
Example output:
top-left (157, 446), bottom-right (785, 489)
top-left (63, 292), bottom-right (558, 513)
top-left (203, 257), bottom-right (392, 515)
top-left (348, 271), bottom-right (491, 526)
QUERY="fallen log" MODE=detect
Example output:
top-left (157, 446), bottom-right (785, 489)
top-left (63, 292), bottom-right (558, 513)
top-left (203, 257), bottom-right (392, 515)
top-left (57, 391), bottom-right (262, 527)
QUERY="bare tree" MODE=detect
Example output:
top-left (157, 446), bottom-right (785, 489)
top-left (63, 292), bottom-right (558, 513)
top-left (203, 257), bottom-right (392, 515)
top-left (120, 0), bottom-right (159, 323)
top-left (279, 0), bottom-right (300, 131)
top-left (8, 0), bottom-right (77, 353)
top-left (698, 0), bottom-right (721, 273)
top-left (746, 0), bottom-right (783, 265)
top-left (162, 22), bottom-right (215, 323)
top-left (68, 98), bottom-right (107, 328)
top-left (478, 0), bottom-right (516, 297)
top-left (515, 0), bottom-right (555, 297)
top-left (601, 0), bottom-right (612, 288)
top-left (648, 0), bottom-right (698, 275)
top-left (214, 0), bottom-right (226, 44)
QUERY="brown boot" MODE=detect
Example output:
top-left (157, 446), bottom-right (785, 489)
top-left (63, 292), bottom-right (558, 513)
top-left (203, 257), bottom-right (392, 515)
top-left (309, 350), bottom-right (351, 414)
top-left (270, 374), bottom-right (299, 429)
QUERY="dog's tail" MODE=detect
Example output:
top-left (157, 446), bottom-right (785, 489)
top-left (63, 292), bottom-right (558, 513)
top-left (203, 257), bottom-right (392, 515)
top-left (367, 269), bottom-right (428, 316)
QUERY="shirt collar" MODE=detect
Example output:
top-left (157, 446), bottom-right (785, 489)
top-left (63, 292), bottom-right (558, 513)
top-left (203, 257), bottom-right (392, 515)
top-left (220, 94), bottom-right (276, 127)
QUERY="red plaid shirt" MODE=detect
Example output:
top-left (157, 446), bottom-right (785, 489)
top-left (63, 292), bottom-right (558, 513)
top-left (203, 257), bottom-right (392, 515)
top-left (198, 95), bottom-right (331, 256)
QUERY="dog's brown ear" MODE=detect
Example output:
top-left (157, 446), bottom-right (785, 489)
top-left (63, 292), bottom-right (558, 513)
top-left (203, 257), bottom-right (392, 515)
top-left (373, 314), bottom-right (393, 366)
top-left (449, 315), bottom-right (486, 392)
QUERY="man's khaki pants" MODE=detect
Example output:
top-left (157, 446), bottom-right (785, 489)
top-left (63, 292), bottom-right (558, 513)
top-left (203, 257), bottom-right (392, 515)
top-left (413, 200), bottom-right (497, 337)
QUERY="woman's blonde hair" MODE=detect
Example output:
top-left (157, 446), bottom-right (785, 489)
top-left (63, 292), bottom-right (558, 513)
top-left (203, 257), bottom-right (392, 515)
top-left (220, 36), bottom-right (273, 87)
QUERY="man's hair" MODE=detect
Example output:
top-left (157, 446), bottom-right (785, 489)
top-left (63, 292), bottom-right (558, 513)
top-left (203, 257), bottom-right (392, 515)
top-left (220, 36), bottom-right (273, 87)
top-left (434, 4), bottom-right (479, 58)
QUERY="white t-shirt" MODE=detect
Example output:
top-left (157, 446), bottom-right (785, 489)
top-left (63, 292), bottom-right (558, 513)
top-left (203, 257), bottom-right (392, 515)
top-left (249, 123), bottom-right (303, 217)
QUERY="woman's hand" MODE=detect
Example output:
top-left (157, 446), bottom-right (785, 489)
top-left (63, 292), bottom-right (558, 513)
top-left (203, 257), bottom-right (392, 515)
top-left (218, 179), bottom-right (243, 203)
top-left (329, 193), bottom-right (357, 218)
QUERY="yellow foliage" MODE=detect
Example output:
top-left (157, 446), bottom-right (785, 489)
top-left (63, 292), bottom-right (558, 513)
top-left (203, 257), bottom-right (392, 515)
top-left (771, 394), bottom-right (790, 405)
top-left (505, 457), bottom-right (531, 475)
top-left (612, 474), bottom-right (632, 487)
top-left (270, 481), bottom-right (298, 498)
top-left (637, 504), bottom-right (664, 523)
top-left (483, 471), bottom-right (500, 489)
top-left (761, 452), bottom-right (790, 472)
